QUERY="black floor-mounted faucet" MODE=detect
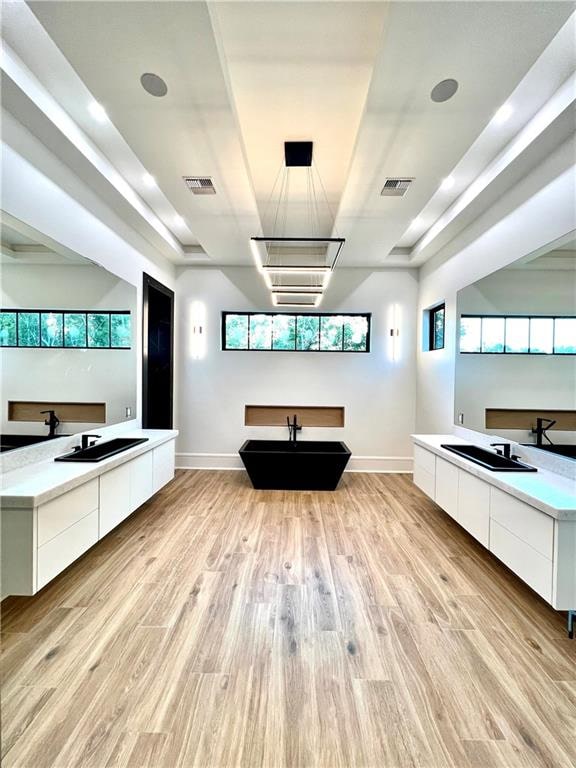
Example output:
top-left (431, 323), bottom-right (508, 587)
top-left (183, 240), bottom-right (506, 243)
top-left (532, 417), bottom-right (556, 447)
top-left (41, 410), bottom-right (60, 437)
top-left (287, 415), bottom-right (302, 446)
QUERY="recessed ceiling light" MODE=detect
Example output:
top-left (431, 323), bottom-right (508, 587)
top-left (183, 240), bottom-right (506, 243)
top-left (174, 215), bottom-right (185, 227)
top-left (493, 103), bottom-right (513, 124)
top-left (142, 173), bottom-right (156, 188)
top-left (88, 101), bottom-right (108, 122)
top-left (430, 79), bottom-right (459, 103)
top-left (440, 176), bottom-right (455, 191)
top-left (140, 73), bottom-right (168, 98)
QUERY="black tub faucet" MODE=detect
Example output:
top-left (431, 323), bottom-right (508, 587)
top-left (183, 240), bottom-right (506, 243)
top-left (532, 418), bottom-right (556, 447)
top-left (41, 410), bottom-right (60, 437)
top-left (287, 415), bottom-right (302, 446)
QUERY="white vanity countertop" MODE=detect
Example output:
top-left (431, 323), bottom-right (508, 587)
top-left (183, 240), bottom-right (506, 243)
top-left (1, 429), bottom-right (178, 508)
top-left (413, 435), bottom-right (576, 520)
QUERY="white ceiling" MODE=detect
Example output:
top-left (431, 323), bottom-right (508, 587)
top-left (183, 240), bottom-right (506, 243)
top-left (2, 1), bottom-right (575, 270)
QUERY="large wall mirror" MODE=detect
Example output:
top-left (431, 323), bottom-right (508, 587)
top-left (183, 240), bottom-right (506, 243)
top-left (0, 213), bottom-right (137, 452)
top-left (455, 231), bottom-right (576, 456)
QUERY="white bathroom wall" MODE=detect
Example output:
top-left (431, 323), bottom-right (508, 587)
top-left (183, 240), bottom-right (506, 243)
top-left (1, 263), bottom-right (137, 434)
top-left (417, 136), bottom-right (576, 437)
top-left (454, 269), bottom-right (576, 433)
top-left (175, 267), bottom-right (419, 471)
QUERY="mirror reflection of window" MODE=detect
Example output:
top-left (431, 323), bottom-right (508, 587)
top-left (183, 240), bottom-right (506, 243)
top-left (459, 316), bottom-right (481, 353)
top-left (530, 318), bottom-right (554, 354)
top-left (481, 317), bottom-right (505, 353)
top-left (505, 318), bottom-right (529, 353)
top-left (554, 318), bottom-right (576, 354)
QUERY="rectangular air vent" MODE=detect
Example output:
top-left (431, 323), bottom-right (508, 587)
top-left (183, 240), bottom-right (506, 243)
top-left (183, 176), bottom-right (216, 195)
top-left (380, 178), bottom-right (414, 197)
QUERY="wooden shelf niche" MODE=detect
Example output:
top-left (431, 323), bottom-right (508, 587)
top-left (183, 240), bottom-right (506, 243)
top-left (485, 409), bottom-right (576, 432)
top-left (8, 401), bottom-right (106, 424)
top-left (245, 405), bottom-right (345, 428)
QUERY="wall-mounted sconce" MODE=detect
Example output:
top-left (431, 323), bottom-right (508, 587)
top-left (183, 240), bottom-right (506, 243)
top-left (388, 303), bottom-right (401, 362)
top-left (190, 301), bottom-right (206, 359)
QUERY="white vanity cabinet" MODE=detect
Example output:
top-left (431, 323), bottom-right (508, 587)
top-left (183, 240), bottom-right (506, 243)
top-left (1, 433), bottom-right (177, 598)
top-left (412, 438), bottom-right (576, 627)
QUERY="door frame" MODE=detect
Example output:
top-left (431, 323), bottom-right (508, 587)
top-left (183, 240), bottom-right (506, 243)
top-left (142, 273), bottom-right (175, 429)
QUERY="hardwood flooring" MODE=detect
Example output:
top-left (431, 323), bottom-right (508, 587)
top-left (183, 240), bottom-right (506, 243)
top-left (1, 470), bottom-right (575, 768)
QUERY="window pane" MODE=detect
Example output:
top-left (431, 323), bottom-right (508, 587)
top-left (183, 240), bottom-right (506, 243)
top-left (530, 318), bottom-right (553, 354)
top-left (41, 312), bottom-right (63, 347)
top-left (343, 316), bottom-right (368, 351)
top-left (64, 313), bottom-right (87, 347)
top-left (481, 317), bottom-right (504, 353)
top-left (272, 314), bottom-right (296, 350)
top-left (459, 317), bottom-right (481, 352)
top-left (249, 314), bottom-right (272, 350)
top-left (296, 315), bottom-right (319, 350)
top-left (320, 315), bottom-right (344, 351)
top-left (87, 313), bottom-right (111, 347)
top-left (554, 318), bottom-right (576, 354)
top-left (18, 312), bottom-right (40, 347)
top-left (111, 313), bottom-right (131, 348)
top-left (0, 312), bottom-right (17, 346)
top-left (433, 307), bottom-right (445, 349)
top-left (505, 317), bottom-right (529, 353)
top-left (225, 314), bottom-right (248, 349)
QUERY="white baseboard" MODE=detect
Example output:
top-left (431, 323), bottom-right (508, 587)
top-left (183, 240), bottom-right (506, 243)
top-left (176, 452), bottom-right (413, 474)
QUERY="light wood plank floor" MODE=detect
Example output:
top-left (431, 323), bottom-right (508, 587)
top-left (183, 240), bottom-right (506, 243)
top-left (1, 470), bottom-right (575, 768)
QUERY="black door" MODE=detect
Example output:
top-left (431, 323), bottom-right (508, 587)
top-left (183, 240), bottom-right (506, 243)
top-left (142, 274), bottom-right (174, 429)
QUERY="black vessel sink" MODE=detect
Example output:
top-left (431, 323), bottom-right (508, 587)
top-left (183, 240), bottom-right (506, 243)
top-left (0, 434), bottom-right (71, 453)
top-left (440, 444), bottom-right (537, 472)
top-left (522, 444), bottom-right (576, 460)
top-left (55, 437), bottom-right (148, 462)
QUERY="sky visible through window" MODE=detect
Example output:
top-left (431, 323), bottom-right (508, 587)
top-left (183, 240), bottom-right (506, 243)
top-left (460, 315), bottom-right (575, 354)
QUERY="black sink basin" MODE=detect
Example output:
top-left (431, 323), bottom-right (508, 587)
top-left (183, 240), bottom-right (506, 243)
top-left (440, 444), bottom-right (537, 472)
top-left (522, 444), bottom-right (576, 460)
top-left (55, 437), bottom-right (148, 462)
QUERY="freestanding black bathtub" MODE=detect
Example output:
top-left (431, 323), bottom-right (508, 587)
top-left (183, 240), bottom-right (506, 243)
top-left (239, 440), bottom-right (351, 490)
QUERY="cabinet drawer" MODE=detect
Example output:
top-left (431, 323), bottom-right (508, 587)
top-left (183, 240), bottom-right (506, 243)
top-left (100, 463), bottom-right (131, 537)
top-left (435, 458), bottom-right (459, 519)
top-left (458, 472), bottom-right (490, 547)
top-left (130, 451), bottom-right (154, 511)
top-left (490, 487), bottom-right (553, 559)
top-left (37, 479), bottom-right (99, 547)
top-left (413, 463), bottom-right (435, 499)
top-left (414, 445), bottom-right (436, 475)
top-left (37, 509), bottom-right (99, 590)
top-left (490, 520), bottom-right (553, 602)
top-left (152, 440), bottom-right (175, 494)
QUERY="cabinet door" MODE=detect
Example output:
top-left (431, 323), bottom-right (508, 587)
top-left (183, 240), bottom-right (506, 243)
top-left (130, 451), bottom-right (154, 511)
top-left (100, 463), bottom-right (131, 537)
top-left (490, 487), bottom-right (553, 559)
top-left (490, 520), bottom-right (553, 603)
top-left (413, 445), bottom-right (436, 499)
top-left (435, 458), bottom-right (459, 520)
top-left (457, 472), bottom-right (490, 547)
top-left (152, 440), bottom-right (175, 495)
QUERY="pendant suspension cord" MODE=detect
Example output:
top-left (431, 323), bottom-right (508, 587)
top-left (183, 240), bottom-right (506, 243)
top-left (262, 161), bottom-right (285, 236)
top-left (313, 161), bottom-right (340, 238)
top-left (282, 167), bottom-right (290, 239)
top-left (270, 169), bottom-right (289, 268)
top-left (311, 166), bottom-right (321, 239)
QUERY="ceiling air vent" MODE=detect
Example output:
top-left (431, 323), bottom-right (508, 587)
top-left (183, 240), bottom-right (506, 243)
top-left (380, 178), bottom-right (414, 197)
top-left (183, 176), bottom-right (216, 195)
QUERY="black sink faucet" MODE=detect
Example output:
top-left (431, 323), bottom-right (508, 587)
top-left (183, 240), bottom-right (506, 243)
top-left (40, 410), bottom-right (60, 437)
top-left (81, 434), bottom-right (101, 450)
top-left (490, 442), bottom-right (512, 459)
top-left (532, 418), bottom-right (556, 447)
top-left (287, 415), bottom-right (302, 446)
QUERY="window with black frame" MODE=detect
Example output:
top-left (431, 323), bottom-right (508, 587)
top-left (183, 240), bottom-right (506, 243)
top-left (222, 312), bottom-right (371, 352)
top-left (459, 315), bottom-right (576, 354)
top-left (428, 304), bottom-right (445, 351)
top-left (0, 310), bottom-right (132, 349)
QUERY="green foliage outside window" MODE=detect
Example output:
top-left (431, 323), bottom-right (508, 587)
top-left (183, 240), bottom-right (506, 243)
top-left (223, 312), bottom-right (370, 352)
top-left (0, 310), bottom-right (131, 349)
